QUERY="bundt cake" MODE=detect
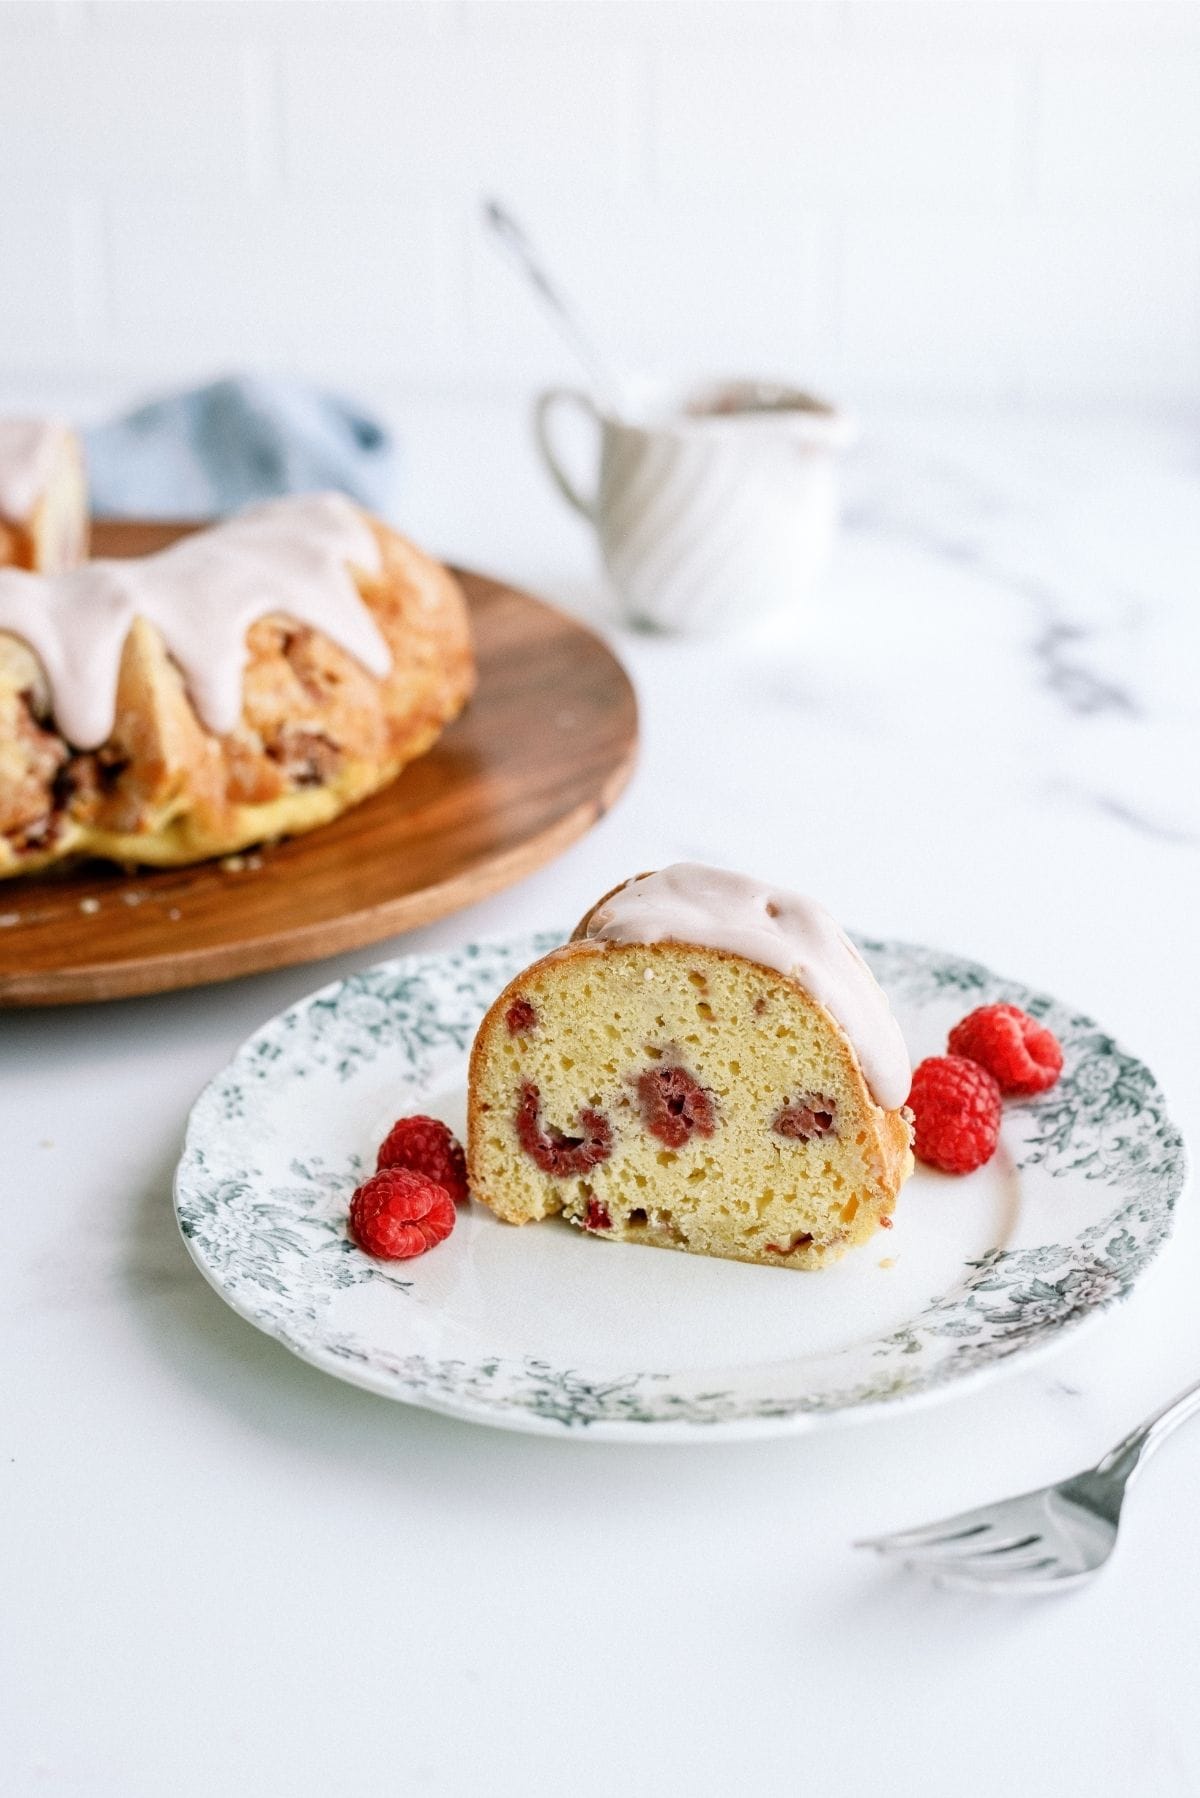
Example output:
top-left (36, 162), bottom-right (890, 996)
top-left (467, 865), bottom-right (914, 1270)
top-left (0, 420), bottom-right (89, 573)
top-left (0, 493), bottom-right (474, 875)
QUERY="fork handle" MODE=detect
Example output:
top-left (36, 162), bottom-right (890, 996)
top-left (1095, 1376), bottom-right (1200, 1487)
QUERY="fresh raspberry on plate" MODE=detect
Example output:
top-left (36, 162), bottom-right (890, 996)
top-left (349, 1167), bottom-right (456, 1260)
top-left (907, 1055), bottom-right (1002, 1175)
top-left (948, 1003), bottom-right (1063, 1096)
top-left (376, 1114), bottom-right (468, 1204)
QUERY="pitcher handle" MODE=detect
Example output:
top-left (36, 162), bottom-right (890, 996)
top-left (534, 389), bottom-right (601, 520)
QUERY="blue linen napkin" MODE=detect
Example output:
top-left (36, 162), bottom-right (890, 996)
top-left (83, 375), bottom-right (399, 520)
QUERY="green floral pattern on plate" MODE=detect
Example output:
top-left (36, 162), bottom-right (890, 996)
top-left (175, 932), bottom-right (1186, 1437)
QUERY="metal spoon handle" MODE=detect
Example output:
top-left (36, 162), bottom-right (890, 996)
top-left (483, 198), bottom-right (624, 410)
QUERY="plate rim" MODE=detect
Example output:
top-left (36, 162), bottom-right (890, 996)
top-left (172, 1189), bottom-right (1117, 1442)
top-left (173, 930), bottom-right (1189, 1442)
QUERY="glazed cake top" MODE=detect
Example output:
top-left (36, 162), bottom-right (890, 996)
top-left (583, 862), bottom-right (912, 1110)
top-left (0, 493), bottom-right (390, 750)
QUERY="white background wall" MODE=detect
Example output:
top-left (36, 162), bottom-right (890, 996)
top-left (2, 0), bottom-right (1198, 410)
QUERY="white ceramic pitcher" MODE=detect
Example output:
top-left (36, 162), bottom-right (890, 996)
top-left (534, 378), bottom-right (853, 633)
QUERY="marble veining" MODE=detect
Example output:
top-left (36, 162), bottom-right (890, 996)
top-left (1031, 620), bottom-right (1136, 716)
top-left (1089, 794), bottom-right (1200, 849)
top-left (838, 426), bottom-right (1200, 849)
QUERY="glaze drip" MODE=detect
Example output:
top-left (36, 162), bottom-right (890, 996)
top-left (0, 419), bottom-right (71, 521)
top-left (0, 493), bottom-right (389, 750)
top-left (583, 863), bottom-right (911, 1110)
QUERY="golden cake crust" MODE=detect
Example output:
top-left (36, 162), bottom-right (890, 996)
top-left (467, 935), bottom-right (913, 1270)
top-left (0, 515), bottom-right (474, 876)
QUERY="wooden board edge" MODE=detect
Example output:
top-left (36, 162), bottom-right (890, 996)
top-left (0, 740), bottom-right (637, 1008)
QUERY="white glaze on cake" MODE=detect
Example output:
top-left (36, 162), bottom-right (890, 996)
top-left (0, 419), bottom-right (72, 522)
top-left (0, 493), bottom-right (389, 750)
top-left (583, 863), bottom-right (911, 1109)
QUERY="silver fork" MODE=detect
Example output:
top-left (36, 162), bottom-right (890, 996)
top-left (857, 1376), bottom-right (1200, 1594)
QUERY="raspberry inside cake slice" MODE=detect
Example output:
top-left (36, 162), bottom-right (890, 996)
top-left (467, 866), bottom-right (913, 1271)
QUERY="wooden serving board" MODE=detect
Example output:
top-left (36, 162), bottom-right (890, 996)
top-left (0, 522), bottom-right (638, 1007)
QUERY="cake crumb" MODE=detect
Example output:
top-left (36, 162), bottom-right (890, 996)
top-left (79, 897), bottom-right (101, 915)
top-left (245, 853), bottom-right (263, 870)
top-left (122, 890), bottom-right (145, 907)
top-left (878, 1256), bottom-right (896, 1269)
top-left (0, 912), bottom-right (20, 928)
top-left (220, 854), bottom-right (246, 873)
top-left (168, 907), bottom-right (182, 921)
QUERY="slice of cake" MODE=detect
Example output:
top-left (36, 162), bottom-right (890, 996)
top-left (467, 865), bottom-right (914, 1270)
top-left (0, 420), bottom-right (89, 572)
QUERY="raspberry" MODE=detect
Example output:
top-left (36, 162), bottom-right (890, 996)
top-left (505, 997), bottom-right (537, 1035)
top-left (766, 1232), bottom-right (814, 1254)
top-left (584, 1198), bottom-right (612, 1231)
top-left (907, 1055), bottom-right (1002, 1175)
top-left (516, 1082), bottom-right (613, 1176)
top-left (948, 1003), bottom-right (1063, 1096)
top-left (349, 1167), bottom-right (456, 1260)
top-left (637, 1064), bottom-right (716, 1148)
top-left (376, 1114), bottom-right (468, 1204)
top-left (773, 1093), bottom-right (837, 1142)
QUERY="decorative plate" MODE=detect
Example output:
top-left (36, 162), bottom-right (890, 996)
top-left (174, 933), bottom-right (1186, 1441)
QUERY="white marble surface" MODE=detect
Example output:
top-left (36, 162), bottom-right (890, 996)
top-left (3, 400), bottom-right (1199, 1797)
